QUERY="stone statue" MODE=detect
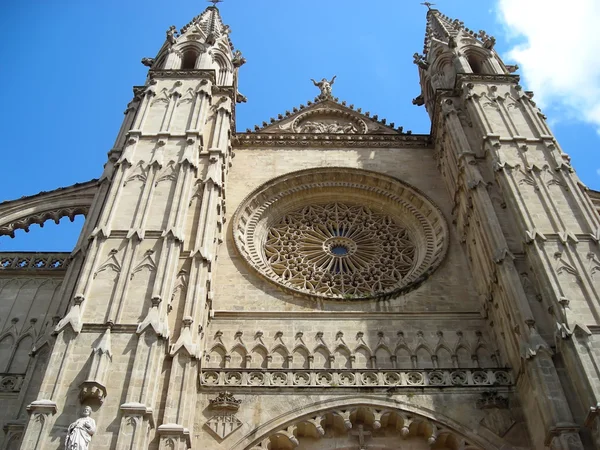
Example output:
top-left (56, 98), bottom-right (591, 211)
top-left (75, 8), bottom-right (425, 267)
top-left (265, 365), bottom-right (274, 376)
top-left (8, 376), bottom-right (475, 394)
top-left (65, 406), bottom-right (96, 450)
top-left (311, 76), bottom-right (336, 99)
top-left (166, 25), bottom-right (177, 45)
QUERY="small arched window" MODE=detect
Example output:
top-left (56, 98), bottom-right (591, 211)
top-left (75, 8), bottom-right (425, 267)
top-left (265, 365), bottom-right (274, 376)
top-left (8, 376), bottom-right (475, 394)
top-left (467, 54), bottom-right (484, 74)
top-left (181, 49), bottom-right (198, 70)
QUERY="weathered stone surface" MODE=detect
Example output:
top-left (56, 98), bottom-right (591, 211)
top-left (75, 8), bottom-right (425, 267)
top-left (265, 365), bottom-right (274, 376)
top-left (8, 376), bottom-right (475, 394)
top-left (1, 5), bottom-right (600, 450)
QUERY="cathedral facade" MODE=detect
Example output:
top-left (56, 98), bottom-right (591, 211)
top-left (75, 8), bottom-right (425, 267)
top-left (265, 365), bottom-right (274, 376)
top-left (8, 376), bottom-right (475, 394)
top-left (1, 5), bottom-right (600, 450)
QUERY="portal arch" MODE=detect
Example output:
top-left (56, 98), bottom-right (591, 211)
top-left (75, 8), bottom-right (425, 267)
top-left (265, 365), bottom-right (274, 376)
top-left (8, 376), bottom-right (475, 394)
top-left (230, 396), bottom-right (516, 450)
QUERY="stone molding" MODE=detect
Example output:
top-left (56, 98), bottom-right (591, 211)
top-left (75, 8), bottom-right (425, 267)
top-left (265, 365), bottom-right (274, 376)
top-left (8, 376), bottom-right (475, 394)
top-left (234, 132), bottom-right (431, 148)
top-left (232, 168), bottom-right (449, 301)
top-left (0, 253), bottom-right (70, 271)
top-left (149, 69), bottom-right (216, 82)
top-left (199, 368), bottom-right (512, 389)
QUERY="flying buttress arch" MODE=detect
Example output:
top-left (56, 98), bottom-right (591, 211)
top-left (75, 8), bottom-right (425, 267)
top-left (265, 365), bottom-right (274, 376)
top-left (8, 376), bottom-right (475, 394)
top-left (0, 180), bottom-right (98, 238)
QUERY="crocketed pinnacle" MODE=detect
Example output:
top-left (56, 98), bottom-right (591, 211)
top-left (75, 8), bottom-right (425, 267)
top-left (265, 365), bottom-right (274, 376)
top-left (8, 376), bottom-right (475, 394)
top-left (180, 3), bottom-right (234, 49)
top-left (423, 8), bottom-right (495, 54)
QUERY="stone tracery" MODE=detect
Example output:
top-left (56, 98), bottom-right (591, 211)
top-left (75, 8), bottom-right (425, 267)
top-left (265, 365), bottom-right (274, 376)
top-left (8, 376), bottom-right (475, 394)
top-left (265, 202), bottom-right (416, 298)
top-left (232, 168), bottom-right (448, 301)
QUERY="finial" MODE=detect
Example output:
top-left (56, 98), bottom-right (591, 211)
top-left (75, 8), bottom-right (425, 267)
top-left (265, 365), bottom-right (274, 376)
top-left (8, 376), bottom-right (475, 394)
top-left (208, 0), bottom-right (223, 6)
top-left (421, 2), bottom-right (435, 10)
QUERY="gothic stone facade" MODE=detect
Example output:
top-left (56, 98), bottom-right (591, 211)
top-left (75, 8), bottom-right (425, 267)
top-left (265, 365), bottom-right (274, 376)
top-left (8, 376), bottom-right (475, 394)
top-left (1, 6), bottom-right (600, 450)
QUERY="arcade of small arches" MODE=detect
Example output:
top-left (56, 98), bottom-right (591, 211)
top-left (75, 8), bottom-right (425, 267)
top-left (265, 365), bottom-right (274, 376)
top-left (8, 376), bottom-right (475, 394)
top-left (205, 331), bottom-right (498, 371)
top-left (243, 405), bottom-right (488, 450)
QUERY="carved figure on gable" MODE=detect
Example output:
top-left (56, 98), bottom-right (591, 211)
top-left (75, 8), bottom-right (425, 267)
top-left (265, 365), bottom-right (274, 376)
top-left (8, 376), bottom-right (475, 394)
top-left (311, 76), bottom-right (337, 99)
top-left (65, 406), bottom-right (96, 450)
top-left (166, 25), bottom-right (178, 45)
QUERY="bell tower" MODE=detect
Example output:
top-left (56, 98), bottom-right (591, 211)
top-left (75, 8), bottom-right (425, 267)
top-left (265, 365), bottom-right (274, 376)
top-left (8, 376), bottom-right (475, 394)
top-left (415, 8), bottom-right (600, 450)
top-left (19, 3), bottom-right (244, 450)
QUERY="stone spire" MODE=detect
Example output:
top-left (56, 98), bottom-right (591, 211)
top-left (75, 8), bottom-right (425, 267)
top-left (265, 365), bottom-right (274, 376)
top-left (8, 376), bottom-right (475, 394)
top-left (179, 2), bottom-right (233, 48)
top-left (422, 8), bottom-right (496, 56)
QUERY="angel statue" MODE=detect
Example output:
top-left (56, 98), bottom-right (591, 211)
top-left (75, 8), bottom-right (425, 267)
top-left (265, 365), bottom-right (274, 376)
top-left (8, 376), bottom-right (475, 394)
top-left (311, 76), bottom-right (337, 99)
top-left (65, 406), bottom-right (96, 450)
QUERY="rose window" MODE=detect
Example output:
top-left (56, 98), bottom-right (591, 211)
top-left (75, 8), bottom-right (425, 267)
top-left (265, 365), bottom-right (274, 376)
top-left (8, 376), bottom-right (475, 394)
top-left (264, 203), bottom-right (416, 297)
top-left (232, 168), bottom-right (448, 301)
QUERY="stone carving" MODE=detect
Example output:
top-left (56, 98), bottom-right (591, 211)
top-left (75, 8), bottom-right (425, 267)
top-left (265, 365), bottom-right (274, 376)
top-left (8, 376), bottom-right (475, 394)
top-left (298, 121), bottom-right (358, 134)
top-left (205, 415), bottom-right (243, 440)
top-left (232, 168), bottom-right (448, 301)
top-left (208, 391), bottom-right (242, 411)
top-left (0, 374), bottom-right (25, 392)
top-left (232, 50), bottom-right (246, 67)
top-left (65, 406), bottom-right (96, 450)
top-left (205, 392), bottom-right (243, 440)
top-left (248, 405), bottom-right (486, 450)
top-left (141, 57), bottom-right (155, 67)
top-left (200, 368), bottom-right (512, 388)
top-left (311, 76), bottom-right (336, 99)
top-left (477, 391), bottom-right (509, 409)
top-left (265, 202), bottom-right (416, 299)
top-left (166, 25), bottom-right (178, 45)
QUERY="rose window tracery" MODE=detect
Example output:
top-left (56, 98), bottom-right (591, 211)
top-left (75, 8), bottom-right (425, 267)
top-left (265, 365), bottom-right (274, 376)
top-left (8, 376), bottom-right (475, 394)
top-left (232, 168), bottom-right (449, 301)
top-left (265, 203), bottom-right (416, 297)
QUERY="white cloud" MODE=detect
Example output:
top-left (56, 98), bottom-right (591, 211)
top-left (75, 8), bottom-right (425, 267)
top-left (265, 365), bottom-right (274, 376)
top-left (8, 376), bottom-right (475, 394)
top-left (497, 0), bottom-right (600, 130)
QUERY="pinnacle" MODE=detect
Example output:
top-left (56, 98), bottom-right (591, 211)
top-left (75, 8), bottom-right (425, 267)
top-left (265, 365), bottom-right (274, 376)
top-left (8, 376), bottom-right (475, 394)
top-left (423, 8), bottom-right (495, 54)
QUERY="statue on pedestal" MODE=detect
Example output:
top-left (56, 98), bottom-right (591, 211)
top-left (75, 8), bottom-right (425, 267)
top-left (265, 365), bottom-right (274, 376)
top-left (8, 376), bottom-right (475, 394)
top-left (65, 406), bottom-right (96, 450)
top-left (311, 76), bottom-right (337, 99)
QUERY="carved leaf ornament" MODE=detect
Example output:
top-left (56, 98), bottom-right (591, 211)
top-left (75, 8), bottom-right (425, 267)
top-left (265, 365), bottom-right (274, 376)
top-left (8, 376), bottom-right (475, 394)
top-left (232, 168), bottom-right (448, 301)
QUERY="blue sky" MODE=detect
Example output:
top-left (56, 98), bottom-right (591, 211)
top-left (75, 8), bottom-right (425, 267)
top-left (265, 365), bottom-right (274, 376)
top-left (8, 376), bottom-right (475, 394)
top-left (1, 0), bottom-right (599, 252)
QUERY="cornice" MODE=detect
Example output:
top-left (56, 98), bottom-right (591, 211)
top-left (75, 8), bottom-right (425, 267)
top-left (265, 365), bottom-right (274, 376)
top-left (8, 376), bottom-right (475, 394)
top-left (149, 69), bottom-right (216, 82)
top-left (454, 73), bottom-right (520, 88)
top-left (233, 133), bottom-right (432, 149)
top-left (212, 311), bottom-right (484, 321)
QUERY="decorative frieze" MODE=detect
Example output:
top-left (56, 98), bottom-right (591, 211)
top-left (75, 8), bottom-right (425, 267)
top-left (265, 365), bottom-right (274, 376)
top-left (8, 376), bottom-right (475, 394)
top-left (199, 368), bottom-right (512, 388)
top-left (234, 133), bottom-right (430, 149)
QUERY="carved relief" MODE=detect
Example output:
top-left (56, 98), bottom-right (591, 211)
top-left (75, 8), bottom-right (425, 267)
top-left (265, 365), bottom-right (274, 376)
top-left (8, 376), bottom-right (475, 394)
top-left (292, 109), bottom-right (366, 134)
top-left (205, 392), bottom-right (243, 440)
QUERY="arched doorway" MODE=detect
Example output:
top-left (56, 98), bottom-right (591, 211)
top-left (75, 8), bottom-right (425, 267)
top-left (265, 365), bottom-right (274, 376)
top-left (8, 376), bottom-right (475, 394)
top-left (230, 398), bottom-right (516, 450)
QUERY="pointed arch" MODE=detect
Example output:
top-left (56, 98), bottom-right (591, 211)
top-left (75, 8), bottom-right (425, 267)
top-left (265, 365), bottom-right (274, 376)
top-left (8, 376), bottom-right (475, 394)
top-left (250, 344), bottom-right (269, 369)
top-left (334, 345), bottom-right (352, 369)
top-left (415, 345), bottom-right (434, 369)
top-left (0, 333), bottom-right (15, 372)
top-left (229, 344), bottom-right (248, 369)
top-left (434, 344), bottom-right (454, 369)
top-left (455, 345), bottom-right (472, 368)
top-left (374, 344), bottom-right (393, 369)
top-left (269, 344), bottom-right (289, 369)
top-left (8, 333), bottom-right (33, 373)
top-left (291, 344), bottom-right (310, 369)
top-left (394, 344), bottom-right (413, 369)
top-left (312, 344), bottom-right (331, 369)
top-left (207, 343), bottom-right (227, 368)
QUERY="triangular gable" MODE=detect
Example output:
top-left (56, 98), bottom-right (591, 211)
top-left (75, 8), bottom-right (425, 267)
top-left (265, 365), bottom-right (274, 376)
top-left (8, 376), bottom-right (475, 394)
top-left (246, 98), bottom-right (408, 136)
